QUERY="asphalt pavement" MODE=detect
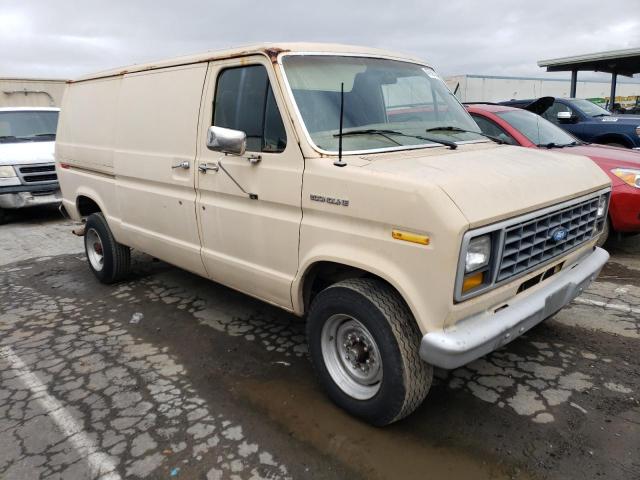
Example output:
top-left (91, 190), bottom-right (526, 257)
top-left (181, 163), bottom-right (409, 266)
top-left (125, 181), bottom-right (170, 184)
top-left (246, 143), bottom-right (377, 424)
top-left (0, 208), bottom-right (638, 480)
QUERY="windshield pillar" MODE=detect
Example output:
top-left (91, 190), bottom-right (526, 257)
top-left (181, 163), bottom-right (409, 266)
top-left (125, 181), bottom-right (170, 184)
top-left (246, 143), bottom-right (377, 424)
top-left (609, 71), bottom-right (618, 113)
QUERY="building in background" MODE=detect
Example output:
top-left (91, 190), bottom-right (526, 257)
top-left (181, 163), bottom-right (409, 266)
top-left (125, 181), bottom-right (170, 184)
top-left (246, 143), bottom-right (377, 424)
top-left (0, 78), bottom-right (67, 108)
top-left (446, 74), bottom-right (640, 107)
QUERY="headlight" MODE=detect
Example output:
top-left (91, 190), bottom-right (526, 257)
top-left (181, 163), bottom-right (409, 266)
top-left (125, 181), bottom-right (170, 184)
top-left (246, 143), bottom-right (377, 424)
top-left (612, 168), bottom-right (640, 189)
top-left (0, 166), bottom-right (16, 178)
top-left (597, 195), bottom-right (607, 217)
top-left (465, 235), bottom-right (491, 273)
top-left (636, 126), bottom-right (640, 137)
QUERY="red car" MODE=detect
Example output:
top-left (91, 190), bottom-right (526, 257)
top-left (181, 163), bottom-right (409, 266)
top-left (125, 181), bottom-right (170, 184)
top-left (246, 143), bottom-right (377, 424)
top-left (466, 103), bottom-right (640, 245)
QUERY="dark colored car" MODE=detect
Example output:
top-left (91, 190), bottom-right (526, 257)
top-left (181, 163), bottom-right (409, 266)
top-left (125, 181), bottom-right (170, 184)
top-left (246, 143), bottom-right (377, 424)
top-left (499, 97), bottom-right (640, 149)
top-left (466, 103), bottom-right (640, 245)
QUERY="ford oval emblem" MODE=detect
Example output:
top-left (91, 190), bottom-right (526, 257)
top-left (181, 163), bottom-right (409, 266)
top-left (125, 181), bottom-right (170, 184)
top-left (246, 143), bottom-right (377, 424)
top-left (550, 227), bottom-right (568, 242)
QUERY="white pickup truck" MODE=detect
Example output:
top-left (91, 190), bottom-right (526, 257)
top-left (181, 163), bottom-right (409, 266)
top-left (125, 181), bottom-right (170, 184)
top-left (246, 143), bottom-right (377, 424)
top-left (0, 107), bottom-right (61, 223)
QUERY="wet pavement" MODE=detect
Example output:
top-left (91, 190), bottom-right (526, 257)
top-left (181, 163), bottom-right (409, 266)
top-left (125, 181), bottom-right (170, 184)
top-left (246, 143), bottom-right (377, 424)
top-left (0, 209), bottom-right (639, 479)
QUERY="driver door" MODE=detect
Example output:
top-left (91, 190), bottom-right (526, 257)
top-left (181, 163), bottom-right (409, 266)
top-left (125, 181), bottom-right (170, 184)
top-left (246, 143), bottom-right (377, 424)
top-left (195, 57), bottom-right (304, 309)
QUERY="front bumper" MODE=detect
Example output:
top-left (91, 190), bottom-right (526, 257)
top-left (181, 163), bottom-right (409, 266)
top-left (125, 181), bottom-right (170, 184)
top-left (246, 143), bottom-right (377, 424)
top-left (0, 189), bottom-right (61, 209)
top-left (419, 247), bottom-right (609, 369)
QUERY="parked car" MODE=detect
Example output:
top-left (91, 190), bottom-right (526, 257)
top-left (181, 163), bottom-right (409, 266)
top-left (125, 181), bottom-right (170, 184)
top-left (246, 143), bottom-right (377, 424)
top-left (0, 107), bottom-right (61, 224)
top-left (467, 103), bottom-right (640, 245)
top-left (499, 97), bottom-right (640, 149)
top-left (57, 43), bottom-right (611, 425)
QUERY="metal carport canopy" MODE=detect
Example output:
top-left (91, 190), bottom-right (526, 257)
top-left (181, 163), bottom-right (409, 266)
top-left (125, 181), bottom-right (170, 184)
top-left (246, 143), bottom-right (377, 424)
top-left (537, 47), bottom-right (640, 107)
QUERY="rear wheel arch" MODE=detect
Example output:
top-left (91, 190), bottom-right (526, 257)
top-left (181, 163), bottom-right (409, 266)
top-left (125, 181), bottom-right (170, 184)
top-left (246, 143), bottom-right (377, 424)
top-left (76, 195), bottom-right (103, 217)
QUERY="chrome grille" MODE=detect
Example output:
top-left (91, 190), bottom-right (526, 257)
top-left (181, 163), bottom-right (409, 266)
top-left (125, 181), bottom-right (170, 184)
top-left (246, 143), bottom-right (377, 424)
top-left (16, 163), bottom-right (58, 185)
top-left (496, 196), bottom-right (601, 282)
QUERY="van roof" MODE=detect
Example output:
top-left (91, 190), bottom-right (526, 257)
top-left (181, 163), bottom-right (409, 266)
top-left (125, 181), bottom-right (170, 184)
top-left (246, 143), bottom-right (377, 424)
top-left (72, 43), bottom-right (431, 83)
top-left (0, 107), bottom-right (60, 112)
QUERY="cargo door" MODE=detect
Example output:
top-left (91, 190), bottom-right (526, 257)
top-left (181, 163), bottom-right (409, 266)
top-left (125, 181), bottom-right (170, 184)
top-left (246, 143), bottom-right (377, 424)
top-left (113, 64), bottom-right (208, 276)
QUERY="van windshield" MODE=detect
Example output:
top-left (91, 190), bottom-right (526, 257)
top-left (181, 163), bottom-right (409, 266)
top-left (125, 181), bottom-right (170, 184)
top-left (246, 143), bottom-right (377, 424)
top-left (281, 55), bottom-right (484, 153)
top-left (0, 110), bottom-right (59, 143)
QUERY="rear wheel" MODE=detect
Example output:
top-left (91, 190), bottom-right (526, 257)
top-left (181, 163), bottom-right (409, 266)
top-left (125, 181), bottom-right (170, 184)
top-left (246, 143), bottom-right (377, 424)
top-left (307, 278), bottom-right (432, 426)
top-left (84, 213), bottom-right (131, 284)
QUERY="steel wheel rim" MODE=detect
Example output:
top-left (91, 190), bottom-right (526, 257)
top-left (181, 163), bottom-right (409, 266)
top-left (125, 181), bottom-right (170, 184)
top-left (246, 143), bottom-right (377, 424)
top-left (321, 314), bottom-right (382, 400)
top-left (86, 228), bottom-right (104, 272)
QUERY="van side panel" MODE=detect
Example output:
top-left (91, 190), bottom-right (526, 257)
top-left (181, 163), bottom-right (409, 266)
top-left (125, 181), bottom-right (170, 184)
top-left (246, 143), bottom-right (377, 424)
top-left (56, 77), bottom-right (122, 231)
top-left (113, 64), bottom-right (208, 277)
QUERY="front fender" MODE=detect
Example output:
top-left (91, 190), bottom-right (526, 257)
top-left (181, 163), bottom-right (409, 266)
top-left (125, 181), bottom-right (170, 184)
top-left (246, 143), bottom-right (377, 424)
top-left (592, 132), bottom-right (636, 147)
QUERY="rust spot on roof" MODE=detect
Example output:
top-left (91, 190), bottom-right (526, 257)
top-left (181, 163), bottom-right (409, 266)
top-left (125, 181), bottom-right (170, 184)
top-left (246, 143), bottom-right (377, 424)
top-left (264, 47), bottom-right (289, 63)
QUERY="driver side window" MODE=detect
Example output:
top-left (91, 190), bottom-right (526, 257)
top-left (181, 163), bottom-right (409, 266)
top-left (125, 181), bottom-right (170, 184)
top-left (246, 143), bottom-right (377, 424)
top-left (542, 101), bottom-right (572, 124)
top-left (213, 65), bottom-right (287, 153)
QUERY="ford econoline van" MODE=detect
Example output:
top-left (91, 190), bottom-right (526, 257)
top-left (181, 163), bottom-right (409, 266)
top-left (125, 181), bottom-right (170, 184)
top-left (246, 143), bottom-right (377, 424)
top-left (56, 44), bottom-right (611, 425)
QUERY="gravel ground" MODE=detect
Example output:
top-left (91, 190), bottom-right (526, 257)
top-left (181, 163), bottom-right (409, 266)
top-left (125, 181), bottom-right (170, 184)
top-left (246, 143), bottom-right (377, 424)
top-left (0, 208), bottom-right (638, 479)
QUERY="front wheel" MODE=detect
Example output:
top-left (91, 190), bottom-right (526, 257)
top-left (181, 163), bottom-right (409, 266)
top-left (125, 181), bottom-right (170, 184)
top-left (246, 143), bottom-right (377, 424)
top-left (307, 278), bottom-right (432, 426)
top-left (84, 213), bottom-right (131, 284)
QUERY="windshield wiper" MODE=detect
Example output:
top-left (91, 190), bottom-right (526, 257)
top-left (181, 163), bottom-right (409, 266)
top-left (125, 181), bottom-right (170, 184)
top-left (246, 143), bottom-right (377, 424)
top-left (334, 129), bottom-right (402, 146)
top-left (538, 141), bottom-right (582, 149)
top-left (592, 114), bottom-right (611, 118)
top-left (0, 135), bottom-right (29, 143)
top-left (334, 128), bottom-right (457, 150)
top-left (31, 133), bottom-right (56, 141)
top-left (426, 126), bottom-right (506, 145)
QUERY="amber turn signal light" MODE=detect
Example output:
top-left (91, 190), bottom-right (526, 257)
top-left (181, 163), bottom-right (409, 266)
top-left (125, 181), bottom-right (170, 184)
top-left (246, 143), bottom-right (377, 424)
top-left (462, 271), bottom-right (484, 292)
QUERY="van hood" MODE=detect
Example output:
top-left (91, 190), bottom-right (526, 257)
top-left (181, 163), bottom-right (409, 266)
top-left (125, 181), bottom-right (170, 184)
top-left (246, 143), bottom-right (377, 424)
top-left (0, 141), bottom-right (55, 167)
top-left (362, 144), bottom-right (611, 227)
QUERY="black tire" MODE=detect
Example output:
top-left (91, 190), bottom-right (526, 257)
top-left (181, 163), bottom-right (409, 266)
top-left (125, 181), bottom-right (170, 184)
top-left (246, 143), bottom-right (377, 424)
top-left (84, 212), bottom-right (131, 284)
top-left (596, 217), bottom-right (610, 248)
top-left (0, 208), bottom-right (7, 225)
top-left (306, 278), bottom-right (432, 426)
top-left (605, 142), bottom-right (628, 149)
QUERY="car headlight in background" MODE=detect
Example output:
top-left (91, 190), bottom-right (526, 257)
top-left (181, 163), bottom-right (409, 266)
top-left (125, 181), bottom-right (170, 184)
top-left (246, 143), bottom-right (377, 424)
top-left (636, 126), bottom-right (640, 137)
top-left (465, 235), bottom-right (491, 272)
top-left (0, 166), bottom-right (17, 178)
top-left (611, 168), bottom-right (640, 189)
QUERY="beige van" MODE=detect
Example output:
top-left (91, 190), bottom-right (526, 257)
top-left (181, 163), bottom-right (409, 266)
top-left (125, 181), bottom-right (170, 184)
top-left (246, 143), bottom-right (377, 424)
top-left (56, 43), bottom-right (611, 425)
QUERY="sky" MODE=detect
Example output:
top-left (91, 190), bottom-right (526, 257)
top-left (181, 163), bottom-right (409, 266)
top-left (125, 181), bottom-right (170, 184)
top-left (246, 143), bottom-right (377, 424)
top-left (1, 0), bottom-right (639, 81)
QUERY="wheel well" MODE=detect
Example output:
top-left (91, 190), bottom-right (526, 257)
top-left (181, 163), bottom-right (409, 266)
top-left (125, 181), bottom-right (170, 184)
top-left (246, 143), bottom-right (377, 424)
top-left (302, 261), bottom-right (400, 313)
top-left (76, 196), bottom-right (102, 217)
top-left (593, 134), bottom-right (632, 148)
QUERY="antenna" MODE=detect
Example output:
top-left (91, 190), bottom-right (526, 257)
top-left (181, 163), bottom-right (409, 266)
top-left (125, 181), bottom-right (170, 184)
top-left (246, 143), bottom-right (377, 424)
top-left (334, 82), bottom-right (347, 167)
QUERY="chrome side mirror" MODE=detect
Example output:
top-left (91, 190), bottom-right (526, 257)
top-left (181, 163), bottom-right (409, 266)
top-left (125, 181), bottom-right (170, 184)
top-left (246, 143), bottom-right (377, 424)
top-left (206, 126), bottom-right (246, 156)
top-left (557, 111), bottom-right (573, 121)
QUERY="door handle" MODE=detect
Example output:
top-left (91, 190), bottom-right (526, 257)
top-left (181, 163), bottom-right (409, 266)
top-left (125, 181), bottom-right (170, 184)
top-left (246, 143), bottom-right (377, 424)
top-left (245, 154), bottom-right (262, 164)
top-left (171, 161), bottom-right (190, 169)
top-left (198, 162), bottom-right (219, 173)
